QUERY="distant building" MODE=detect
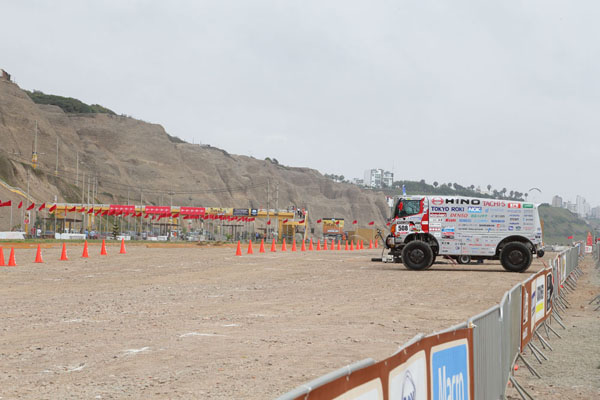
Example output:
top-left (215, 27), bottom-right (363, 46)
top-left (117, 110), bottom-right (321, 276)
top-left (364, 168), bottom-right (393, 189)
top-left (551, 195), bottom-right (563, 208)
top-left (382, 171), bottom-right (394, 188)
top-left (576, 195), bottom-right (588, 217)
top-left (591, 206), bottom-right (600, 219)
top-left (352, 178), bottom-right (364, 186)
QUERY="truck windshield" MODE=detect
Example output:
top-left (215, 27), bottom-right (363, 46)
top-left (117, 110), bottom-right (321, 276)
top-left (394, 199), bottom-right (422, 218)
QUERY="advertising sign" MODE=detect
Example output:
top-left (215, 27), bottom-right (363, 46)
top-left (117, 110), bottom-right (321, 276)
top-left (144, 206), bottom-right (171, 214)
top-left (233, 208), bottom-right (250, 216)
top-left (534, 275), bottom-right (545, 324)
top-left (180, 207), bottom-right (205, 216)
top-left (389, 351), bottom-right (427, 400)
top-left (520, 278), bottom-right (534, 352)
top-left (430, 339), bottom-right (470, 400)
top-left (110, 204), bottom-right (135, 213)
top-left (545, 271), bottom-right (554, 314)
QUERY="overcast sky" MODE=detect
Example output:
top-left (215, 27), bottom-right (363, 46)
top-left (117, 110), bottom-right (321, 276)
top-left (2, 1), bottom-right (599, 206)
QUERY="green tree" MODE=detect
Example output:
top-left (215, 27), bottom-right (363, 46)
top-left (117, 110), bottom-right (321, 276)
top-left (433, 181), bottom-right (439, 188)
top-left (112, 221), bottom-right (120, 239)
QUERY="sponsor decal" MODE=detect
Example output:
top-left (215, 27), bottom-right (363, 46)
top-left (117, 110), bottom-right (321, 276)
top-left (523, 203), bottom-right (534, 208)
top-left (483, 200), bottom-right (506, 207)
top-left (389, 351), bottom-right (427, 400)
top-left (467, 207), bottom-right (482, 213)
top-left (508, 226), bottom-right (514, 231)
top-left (432, 197), bottom-right (444, 206)
top-left (443, 198), bottom-right (481, 205)
top-left (442, 227), bottom-right (455, 239)
top-left (450, 213), bottom-right (468, 218)
top-left (508, 203), bottom-right (521, 209)
top-left (431, 340), bottom-right (470, 400)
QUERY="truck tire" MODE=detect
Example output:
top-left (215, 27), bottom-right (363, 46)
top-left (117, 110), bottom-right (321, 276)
top-left (456, 255), bottom-right (471, 265)
top-left (427, 254), bottom-right (437, 268)
top-left (402, 241), bottom-right (433, 270)
top-left (500, 242), bottom-right (532, 272)
top-left (536, 249), bottom-right (545, 258)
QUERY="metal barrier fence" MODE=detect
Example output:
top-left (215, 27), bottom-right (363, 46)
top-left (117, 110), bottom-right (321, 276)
top-left (276, 244), bottom-right (585, 400)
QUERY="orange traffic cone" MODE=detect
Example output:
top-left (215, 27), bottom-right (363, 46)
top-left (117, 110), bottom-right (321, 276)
top-left (8, 247), bottom-right (16, 266)
top-left (247, 240), bottom-right (253, 254)
top-left (330, 239), bottom-right (334, 251)
top-left (375, 240), bottom-right (379, 249)
top-left (323, 240), bottom-right (328, 250)
top-left (301, 240), bottom-right (306, 251)
top-left (292, 240), bottom-right (297, 252)
top-left (82, 240), bottom-right (89, 258)
top-left (236, 241), bottom-right (242, 256)
top-left (317, 240), bottom-right (321, 251)
top-left (309, 239), bottom-right (314, 251)
top-left (345, 240), bottom-right (349, 251)
top-left (34, 244), bottom-right (43, 263)
top-left (259, 239), bottom-right (265, 253)
top-left (60, 243), bottom-right (68, 261)
top-left (350, 241), bottom-right (354, 251)
top-left (0, 247), bottom-right (4, 266)
top-left (100, 239), bottom-right (108, 255)
top-left (360, 241), bottom-right (364, 250)
top-left (337, 240), bottom-right (341, 251)
top-left (282, 238), bottom-right (287, 252)
top-left (369, 240), bottom-right (373, 249)
top-left (119, 238), bottom-right (127, 254)
top-left (270, 238), bottom-right (277, 252)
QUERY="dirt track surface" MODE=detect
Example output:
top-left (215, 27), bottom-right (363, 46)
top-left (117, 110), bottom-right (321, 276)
top-left (0, 244), bottom-right (563, 399)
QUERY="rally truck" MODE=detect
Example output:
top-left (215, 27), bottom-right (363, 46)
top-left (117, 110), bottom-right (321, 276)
top-left (383, 195), bottom-right (544, 272)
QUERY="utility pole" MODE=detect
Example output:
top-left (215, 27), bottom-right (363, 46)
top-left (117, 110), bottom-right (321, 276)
top-left (55, 137), bottom-right (59, 176)
top-left (32, 121), bottom-right (38, 169)
top-left (76, 151), bottom-right (79, 186)
top-left (266, 180), bottom-right (270, 238)
top-left (25, 170), bottom-right (30, 234)
top-left (81, 172), bottom-right (85, 233)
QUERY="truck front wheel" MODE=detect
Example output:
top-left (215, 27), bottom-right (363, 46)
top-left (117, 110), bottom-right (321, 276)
top-left (456, 255), bottom-right (471, 264)
top-left (500, 242), bottom-right (532, 272)
top-left (402, 241), bottom-right (433, 270)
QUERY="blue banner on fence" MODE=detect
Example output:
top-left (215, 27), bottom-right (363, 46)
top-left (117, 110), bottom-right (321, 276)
top-left (431, 340), bottom-right (469, 400)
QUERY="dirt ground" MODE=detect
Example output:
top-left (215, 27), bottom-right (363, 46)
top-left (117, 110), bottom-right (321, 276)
top-left (0, 244), bottom-right (596, 399)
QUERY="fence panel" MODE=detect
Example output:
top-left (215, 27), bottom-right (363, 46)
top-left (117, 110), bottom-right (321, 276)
top-left (469, 305), bottom-right (503, 399)
top-left (500, 283), bottom-right (522, 396)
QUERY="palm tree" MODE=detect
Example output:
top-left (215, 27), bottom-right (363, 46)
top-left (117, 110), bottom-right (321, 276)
top-left (487, 184), bottom-right (492, 192)
top-left (433, 181), bottom-right (439, 188)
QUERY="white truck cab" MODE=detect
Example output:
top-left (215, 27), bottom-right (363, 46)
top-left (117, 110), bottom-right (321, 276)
top-left (385, 195), bottom-right (544, 272)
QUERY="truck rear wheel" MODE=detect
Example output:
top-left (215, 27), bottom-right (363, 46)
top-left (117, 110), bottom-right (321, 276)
top-left (456, 255), bottom-right (471, 265)
top-left (402, 241), bottom-right (433, 270)
top-left (500, 242), bottom-right (532, 272)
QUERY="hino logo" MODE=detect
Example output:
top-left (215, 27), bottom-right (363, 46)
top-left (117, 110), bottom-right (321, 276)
top-left (442, 198), bottom-right (481, 205)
